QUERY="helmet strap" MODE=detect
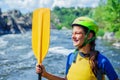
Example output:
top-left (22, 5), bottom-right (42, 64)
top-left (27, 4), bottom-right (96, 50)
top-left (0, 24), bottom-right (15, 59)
top-left (80, 30), bottom-right (96, 48)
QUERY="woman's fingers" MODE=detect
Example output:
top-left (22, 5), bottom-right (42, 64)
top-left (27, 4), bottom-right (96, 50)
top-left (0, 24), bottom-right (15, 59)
top-left (36, 64), bottom-right (43, 73)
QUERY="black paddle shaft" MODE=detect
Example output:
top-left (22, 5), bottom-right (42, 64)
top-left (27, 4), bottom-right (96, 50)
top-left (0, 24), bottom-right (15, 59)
top-left (38, 73), bottom-right (42, 80)
top-left (38, 65), bottom-right (42, 80)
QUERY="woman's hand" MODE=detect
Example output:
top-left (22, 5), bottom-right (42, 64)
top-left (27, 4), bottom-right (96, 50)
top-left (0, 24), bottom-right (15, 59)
top-left (36, 64), bottom-right (66, 80)
top-left (36, 64), bottom-right (46, 77)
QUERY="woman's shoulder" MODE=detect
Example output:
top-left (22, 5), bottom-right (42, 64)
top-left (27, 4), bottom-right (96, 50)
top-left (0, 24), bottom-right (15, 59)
top-left (98, 53), bottom-right (107, 59)
top-left (97, 53), bottom-right (118, 79)
top-left (97, 52), bottom-right (112, 69)
top-left (97, 53), bottom-right (109, 64)
top-left (67, 52), bottom-right (75, 60)
top-left (67, 52), bottom-right (75, 64)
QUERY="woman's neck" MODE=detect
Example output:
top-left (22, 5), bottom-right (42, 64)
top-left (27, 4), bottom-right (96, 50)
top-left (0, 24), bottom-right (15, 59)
top-left (79, 44), bottom-right (91, 54)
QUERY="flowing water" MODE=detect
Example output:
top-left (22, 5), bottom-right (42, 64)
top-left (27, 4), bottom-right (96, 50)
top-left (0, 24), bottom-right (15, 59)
top-left (0, 29), bottom-right (120, 80)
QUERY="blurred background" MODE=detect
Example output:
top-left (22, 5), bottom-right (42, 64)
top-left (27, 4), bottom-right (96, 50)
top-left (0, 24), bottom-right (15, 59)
top-left (0, 0), bottom-right (120, 80)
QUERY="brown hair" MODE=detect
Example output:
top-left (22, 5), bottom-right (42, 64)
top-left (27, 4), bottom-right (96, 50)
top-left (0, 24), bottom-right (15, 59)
top-left (81, 25), bottom-right (99, 77)
top-left (89, 38), bottom-right (99, 77)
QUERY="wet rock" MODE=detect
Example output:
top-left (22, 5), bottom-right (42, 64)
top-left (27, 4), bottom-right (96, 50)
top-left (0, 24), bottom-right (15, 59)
top-left (51, 23), bottom-right (56, 29)
top-left (113, 42), bottom-right (120, 47)
top-left (0, 10), bottom-right (8, 35)
top-left (103, 32), bottom-right (115, 41)
top-left (0, 9), bottom-right (32, 35)
top-left (0, 8), bottom-right (2, 15)
top-left (62, 26), bottom-right (68, 30)
top-left (8, 9), bottom-right (22, 18)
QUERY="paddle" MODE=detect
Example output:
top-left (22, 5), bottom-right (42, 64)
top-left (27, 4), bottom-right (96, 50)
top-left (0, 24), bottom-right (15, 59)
top-left (32, 8), bottom-right (50, 80)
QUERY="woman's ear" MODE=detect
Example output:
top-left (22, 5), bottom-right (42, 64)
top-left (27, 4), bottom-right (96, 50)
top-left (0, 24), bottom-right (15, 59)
top-left (88, 32), bottom-right (93, 39)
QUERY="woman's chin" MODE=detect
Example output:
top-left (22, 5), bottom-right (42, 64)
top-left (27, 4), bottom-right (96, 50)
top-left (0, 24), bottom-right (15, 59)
top-left (73, 43), bottom-right (82, 48)
top-left (73, 43), bottom-right (79, 47)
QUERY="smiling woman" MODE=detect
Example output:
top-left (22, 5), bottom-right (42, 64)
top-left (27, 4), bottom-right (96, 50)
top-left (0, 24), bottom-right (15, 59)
top-left (36, 16), bottom-right (119, 80)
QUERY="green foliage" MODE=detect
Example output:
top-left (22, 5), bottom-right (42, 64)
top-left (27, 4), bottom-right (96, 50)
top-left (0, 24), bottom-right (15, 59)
top-left (51, 7), bottom-right (92, 29)
top-left (93, 0), bottom-right (120, 38)
top-left (97, 29), bottom-right (105, 36)
top-left (104, 0), bottom-right (120, 33)
top-left (115, 29), bottom-right (120, 40)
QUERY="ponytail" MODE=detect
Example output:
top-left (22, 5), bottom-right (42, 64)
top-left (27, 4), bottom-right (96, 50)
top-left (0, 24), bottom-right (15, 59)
top-left (89, 35), bottom-right (99, 77)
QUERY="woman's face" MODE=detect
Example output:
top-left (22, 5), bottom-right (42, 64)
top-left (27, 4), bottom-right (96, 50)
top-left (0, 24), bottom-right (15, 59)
top-left (72, 26), bottom-right (86, 48)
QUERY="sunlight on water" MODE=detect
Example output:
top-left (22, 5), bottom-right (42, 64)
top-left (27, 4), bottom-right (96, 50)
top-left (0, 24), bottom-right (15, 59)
top-left (49, 46), bottom-right (74, 55)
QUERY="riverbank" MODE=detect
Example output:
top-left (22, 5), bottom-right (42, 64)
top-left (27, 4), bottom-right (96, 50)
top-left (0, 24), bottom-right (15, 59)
top-left (97, 36), bottom-right (120, 49)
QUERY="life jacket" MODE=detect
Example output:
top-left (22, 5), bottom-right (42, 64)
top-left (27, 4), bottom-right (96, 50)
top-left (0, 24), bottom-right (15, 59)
top-left (67, 53), bottom-right (97, 80)
top-left (67, 51), bottom-right (106, 80)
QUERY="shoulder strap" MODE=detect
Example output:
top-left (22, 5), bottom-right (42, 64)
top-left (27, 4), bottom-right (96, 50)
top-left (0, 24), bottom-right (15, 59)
top-left (73, 49), bottom-right (79, 63)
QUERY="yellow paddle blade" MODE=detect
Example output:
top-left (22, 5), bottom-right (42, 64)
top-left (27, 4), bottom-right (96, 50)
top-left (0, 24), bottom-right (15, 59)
top-left (32, 8), bottom-right (50, 64)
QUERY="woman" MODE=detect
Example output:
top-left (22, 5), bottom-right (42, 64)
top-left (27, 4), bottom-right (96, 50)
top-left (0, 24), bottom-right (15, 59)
top-left (36, 17), bottom-right (119, 80)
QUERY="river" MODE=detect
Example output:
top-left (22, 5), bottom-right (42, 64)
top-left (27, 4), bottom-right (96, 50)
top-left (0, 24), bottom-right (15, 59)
top-left (0, 29), bottom-right (119, 80)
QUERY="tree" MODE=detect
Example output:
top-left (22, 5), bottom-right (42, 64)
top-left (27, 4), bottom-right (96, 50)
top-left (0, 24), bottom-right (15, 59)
top-left (93, 0), bottom-right (120, 39)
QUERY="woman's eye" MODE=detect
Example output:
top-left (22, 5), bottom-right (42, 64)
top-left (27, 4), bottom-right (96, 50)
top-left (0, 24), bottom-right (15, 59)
top-left (76, 32), bottom-right (83, 34)
top-left (72, 32), bottom-right (84, 35)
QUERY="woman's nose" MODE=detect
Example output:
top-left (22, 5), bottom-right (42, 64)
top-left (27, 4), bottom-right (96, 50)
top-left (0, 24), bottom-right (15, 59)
top-left (72, 33), bottom-right (75, 39)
